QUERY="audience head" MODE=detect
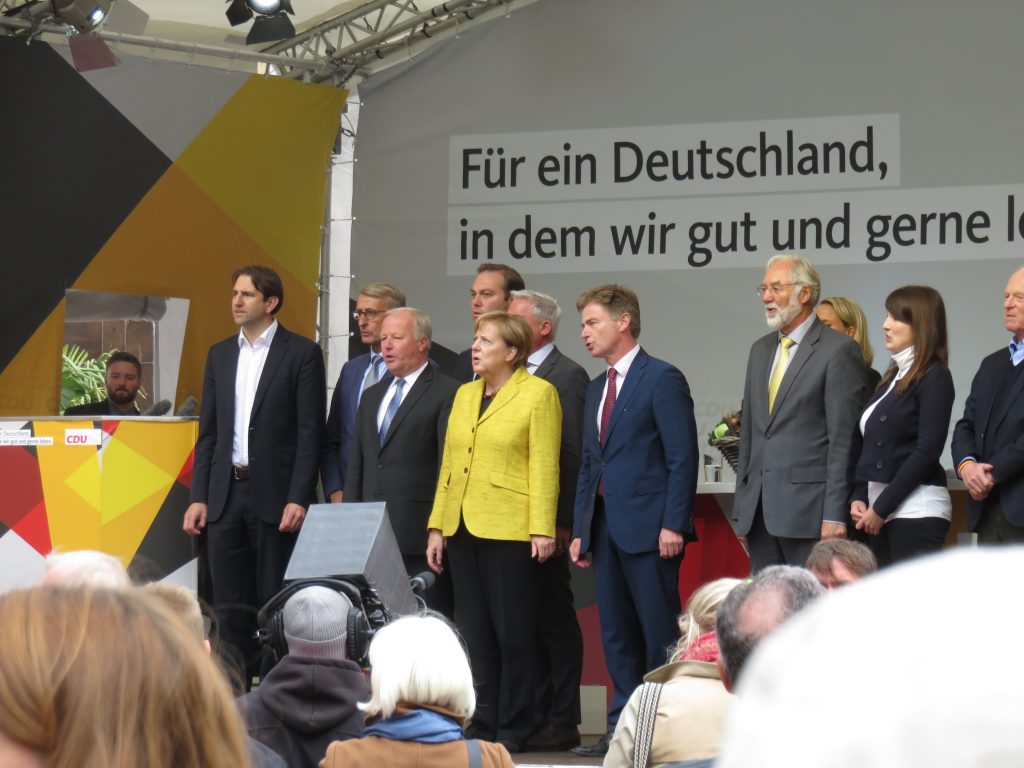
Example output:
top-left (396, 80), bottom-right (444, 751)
top-left (805, 539), bottom-right (877, 590)
top-left (881, 285), bottom-right (948, 393)
top-left (143, 581), bottom-right (208, 650)
top-left (470, 264), bottom-right (525, 319)
top-left (282, 585), bottom-right (352, 661)
top-left (816, 296), bottom-right (874, 367)
top-left (670, 577), bottom-right (743, 663)
top-left (472, 311), bottom-right (533, 374)
top-left (362, 615), bottom-right (475, 721)
top-left (509, 289), bottom-right (562, 350)
top-left (0, 586), bottom-right (250, 768)
top-left (717, 548), bottom-right (1024, 768)
top-left (42, 549), bottom-right (131, 589)
top-left (715, 566), bottom-right (824, 691)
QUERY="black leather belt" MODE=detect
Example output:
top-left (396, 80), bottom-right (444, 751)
top-left (232, 466), bottom-right (250, 480)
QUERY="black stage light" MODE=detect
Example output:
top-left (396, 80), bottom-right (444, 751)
top-left (51, 0), bottom-right (111, 33)
top-left (245, 9), bottom-right (294, 45)
top-left (225, 0), bottom-right (253, 27)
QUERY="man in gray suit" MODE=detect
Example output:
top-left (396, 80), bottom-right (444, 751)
top-left (509, 289), bottom-right (588, 751)
top-left (733, 254), bottom-right (869, 572)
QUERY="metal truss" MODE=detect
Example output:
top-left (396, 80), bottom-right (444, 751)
top-left (262, 0), bottom-right (516, 85)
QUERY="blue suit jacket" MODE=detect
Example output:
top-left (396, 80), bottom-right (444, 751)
top-left (952, 348), bottom-right (1024, 529)
top-left (321, 352), bottom-right (393, 496)
top-left (572, 348), bottom-right (698, 554)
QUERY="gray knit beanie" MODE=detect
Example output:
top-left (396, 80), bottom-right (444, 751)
top-left (282, 585), bottom-right (351, 660)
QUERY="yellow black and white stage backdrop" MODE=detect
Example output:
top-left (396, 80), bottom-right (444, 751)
top-left (0, 37), bottom-right (344, 587)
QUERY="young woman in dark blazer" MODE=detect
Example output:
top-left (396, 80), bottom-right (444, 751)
top-left (849, 286), bottom-right (954, 566)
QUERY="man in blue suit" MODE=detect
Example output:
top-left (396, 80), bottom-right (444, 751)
top-left (952, 266), bottom-right (1024, 542)
top-left (321, 283), bottom-right (405, 502)
top-left (569, 284), bottom-right (698, 757)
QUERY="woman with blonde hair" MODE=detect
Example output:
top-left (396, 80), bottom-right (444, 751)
top-left (0, 586), bottom-right (254, 768)
top-left (604, 577), bottom-right (742, 768)
top-left (817, 296), bottom-right (880, 388)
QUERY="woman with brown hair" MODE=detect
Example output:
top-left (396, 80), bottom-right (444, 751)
top-left (850, 285), bottom-right (955, 566)
top-left (0, 586), bottom-right (254, 768)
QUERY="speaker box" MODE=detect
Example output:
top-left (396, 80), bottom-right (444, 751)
top-left (284, 502), bottom-right (418, 619)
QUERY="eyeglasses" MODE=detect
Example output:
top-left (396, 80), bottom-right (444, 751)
top-left (352, 309), bottom-right (384, 320)
top-left (755, 282), bottom-right (797, 298)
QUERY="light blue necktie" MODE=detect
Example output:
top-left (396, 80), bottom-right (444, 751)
top-left (379, 378), bottom-right (406, 443)
top-left (359, 354), bottom-right (383, 406)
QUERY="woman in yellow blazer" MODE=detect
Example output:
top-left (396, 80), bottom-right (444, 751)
top-left (427, 311), bottom-right (561, 752)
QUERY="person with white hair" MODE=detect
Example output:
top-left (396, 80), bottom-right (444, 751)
top-left (239, 586), bottom-right (370, 768)
top-left (42, 549), bottom-right (131, 588)
top-left (716, 548), bottom-right (1024, 768)
top-left (320, 615), bottom-right (514, 768)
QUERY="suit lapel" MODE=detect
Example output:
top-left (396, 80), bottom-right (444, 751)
top-left (989, 358), bottom-right (1024, 433)
top-left (532, 347), bottom-right (559, 380)
top-left (478, 367), bottom-right (526, 425)
top-left (601, 347), bottom-right (647, 447)
top-left (251, 325), bottom-right (289, 419)
top-left (380, 367), bottom-right (431, 448)
top-left (766, 321), bottom-right (819, 427)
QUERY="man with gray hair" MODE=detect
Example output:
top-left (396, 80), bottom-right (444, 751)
top-left (42, 549), bottom-right (132, 588)
top-left (345, 307), bottom-right (459, 616)
top-left (509, 289), bottom-right (588, 750)
top-left (238, 585), bottom-right (370, 767)
top-left (323, 282), bottom-right (407, 503)
top-left (733, 254), bottom-right (869, 571)
top-left (714, 565), bottom-right (824, 691)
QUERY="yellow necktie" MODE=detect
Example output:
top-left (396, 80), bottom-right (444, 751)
top-left (767, 335), bottom-right (795, 414)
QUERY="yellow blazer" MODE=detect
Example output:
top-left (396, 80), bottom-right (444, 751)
top-left (429, 367), bottom-right (561, 541)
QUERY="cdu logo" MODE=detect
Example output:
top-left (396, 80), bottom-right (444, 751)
top-left (64, 429), bottom-right (102, 446)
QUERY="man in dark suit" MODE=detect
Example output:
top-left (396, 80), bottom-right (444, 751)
top-left (733, 254), bottom-right (868, 572)
top-left (345, 307), bottom-right (459, 615)
top-left (64, 351), bottom-right (143, 416)
top-left (509, 289), bottom-right (588, 752)
top-left (569, 285), bottom-right (698, 757)
top-left (952, 266), bottom-right (1024, 542)
top-left (183, 265), bottom-right (326, 683)
top-left (322, 283), bottom-right (406, 502)
top-left (451, 264), bottom-right (525, 382)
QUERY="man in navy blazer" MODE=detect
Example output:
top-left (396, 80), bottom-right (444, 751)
top-left (569, 285), bottom-right (698, 756)
top-left (322, 283), bottom-right (405, 502)
top-left (183, 265), bottom-right (326, 682)
top-left (952, 267), bottom-right (1024, 542)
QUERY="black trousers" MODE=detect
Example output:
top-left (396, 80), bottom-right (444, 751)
top-left (869, 516), bottom-right (949, 567)
top-left (447, 522), bottom-right (537, 745)
top-left (532, 551), bottom-right (583, 728)
top-left (207, 478), bottom-right (296, 682)
top-left (977, 498), bottom-right (1024, 544)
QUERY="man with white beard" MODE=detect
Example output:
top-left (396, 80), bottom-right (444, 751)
top-left (731, 254), bottom-right (869, 571)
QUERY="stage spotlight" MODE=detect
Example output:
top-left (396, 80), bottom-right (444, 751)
top-left (51, 0), bottom-right (111, 33)
top-left (225, 0), bottom-right (253, 27)
top-left (246, 11), bottom-right (294, 44)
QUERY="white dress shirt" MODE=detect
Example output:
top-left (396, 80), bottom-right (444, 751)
top-left (232, 320), bottom-right (278, 467)
top-left (376, 360), bottom-right (429, 432)
top-left (596, 343), bottom-right (641, 432)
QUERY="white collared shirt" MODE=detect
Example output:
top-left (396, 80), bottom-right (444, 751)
top-left (767, 312), bottom-right (816, 385)
top-left (526, 342), bottom-right (555, 374)
top-left (376, 360), bottom-right (429, 432)
top-left (232, 320), bottom-right (278, 467)
top-left (596, 342), bottom-right (641, 431)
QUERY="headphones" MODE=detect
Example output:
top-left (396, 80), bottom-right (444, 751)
top-left (256, 577), bottom-right (374, 666)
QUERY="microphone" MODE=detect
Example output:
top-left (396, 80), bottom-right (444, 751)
top-left (175, 395), bottom-right (198, 417)
top-left (141, 399), bottom-right (172, 416)
top-left (409, 571), bottom-right (436, 594)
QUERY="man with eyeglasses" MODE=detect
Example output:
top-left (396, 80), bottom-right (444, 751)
top-left (322, 282), bottom-right (406, 502)
top-left (732, 254), bottom-right (868, 572)
top-left (952, 267), bottom-right (1024, 543)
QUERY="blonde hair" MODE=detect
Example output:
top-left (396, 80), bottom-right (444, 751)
top-left (670, 577), bottom-right (743, 662)
top-left (474, 311), bottom-right (533, 370)
top-left (142, 582), bottom-right (206, 643)
top-left (819, 296), bottom-right (874, 367)
top-left (362, 615), bottom-right (475, 720)
top-left (0, 586), bottom-right (251, 768)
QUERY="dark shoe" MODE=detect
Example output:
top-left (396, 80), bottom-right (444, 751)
top-left (496, 739), bottom-right (522, 754)
top-left (525, 723), bottom-right (581, 751)
top-left (570, 729), bottom-right (613, 757)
